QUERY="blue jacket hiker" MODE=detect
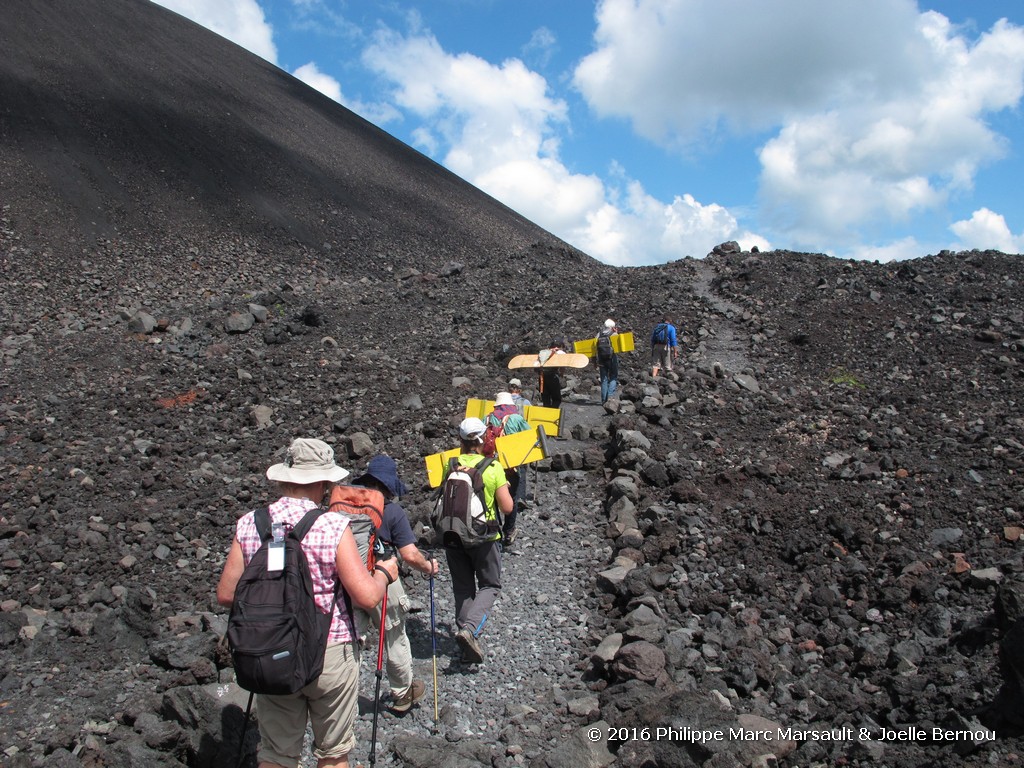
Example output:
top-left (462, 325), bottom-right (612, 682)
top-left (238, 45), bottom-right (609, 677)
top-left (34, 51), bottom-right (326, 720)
top-left (650, 318), bottom-right (678, 377)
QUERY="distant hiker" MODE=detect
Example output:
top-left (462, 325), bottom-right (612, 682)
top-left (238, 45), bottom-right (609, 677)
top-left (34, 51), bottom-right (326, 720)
top-left (650, 317), bottom-right (678, 377)
top-left (483, 392), bottom-right (531, 547)
top-left (352, 455), bottom-right (439, 713)
top-left (507, 378), bottom-right (531, 415)
top-left (597, 318), bottom-right (620, 403)
top-left (435, 417), bottom-right (514, 664)
top-left (538, 339), bottom-right (567, 408)
top-left (216, 437), bottom-right (398, 768)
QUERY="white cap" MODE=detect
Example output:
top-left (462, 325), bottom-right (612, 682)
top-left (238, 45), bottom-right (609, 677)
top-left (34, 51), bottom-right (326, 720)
top-left (459, 417), bottom-right (487, 443)
top-left (604, 318), bottom-right (616, 329)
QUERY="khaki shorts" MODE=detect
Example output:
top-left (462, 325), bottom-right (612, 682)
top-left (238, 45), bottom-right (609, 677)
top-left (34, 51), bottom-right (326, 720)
top-left (256, 641), bottom-right (361, 768)
top-left (651, 343), bottom-right (673, 370)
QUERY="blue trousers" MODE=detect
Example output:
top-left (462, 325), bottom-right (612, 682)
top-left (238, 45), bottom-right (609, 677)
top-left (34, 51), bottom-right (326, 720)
top-left (600, 356), bottom-right (619, 402)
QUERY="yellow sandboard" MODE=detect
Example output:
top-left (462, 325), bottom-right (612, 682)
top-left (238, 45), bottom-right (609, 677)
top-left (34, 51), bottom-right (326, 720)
top-left (424, 447), bottom-right (461, 488)
top-left (508, 352), bottom-right (589, 369)
top-left (574, 332), bottom-right (635, 357)
top-left (423, 425), bottom-right (550, 488)
top-left (464, 399), bottom-right (562, 437)
top-left (523, 404), bottom-right (561, 437)
top-left (494, 425), bottom-right (549, 471)
top-left (464, 398), bottom-right (491, 420)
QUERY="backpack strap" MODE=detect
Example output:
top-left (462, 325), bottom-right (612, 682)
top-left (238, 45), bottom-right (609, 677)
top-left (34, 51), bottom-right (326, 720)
top-left (253, 507), bottom-right (272, 541)
top-left (252, 505), bottom-right (324, 542)
top-left (290, 506), bottom-right (326, 542)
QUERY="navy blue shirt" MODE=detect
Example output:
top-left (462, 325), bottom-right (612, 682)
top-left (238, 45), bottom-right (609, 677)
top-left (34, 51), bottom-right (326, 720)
top-left (376, 499), bottom-right (416, 550)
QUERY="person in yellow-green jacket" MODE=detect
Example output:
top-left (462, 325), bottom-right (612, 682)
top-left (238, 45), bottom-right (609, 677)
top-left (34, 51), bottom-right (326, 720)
top-left (440, 417), bottom-right (514, 664)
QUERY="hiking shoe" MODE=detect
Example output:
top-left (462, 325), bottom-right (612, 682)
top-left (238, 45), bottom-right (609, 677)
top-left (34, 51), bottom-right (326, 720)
top-left (502, 528), bottom-right (517, 548)
top-left (456, 628), bottom-right (484, 664)
top-left (390, 679), bottom-right (425, 713)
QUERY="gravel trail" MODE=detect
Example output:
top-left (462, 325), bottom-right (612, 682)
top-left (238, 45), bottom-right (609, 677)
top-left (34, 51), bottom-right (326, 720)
top-left (296, 402), bottom-right (609, 767)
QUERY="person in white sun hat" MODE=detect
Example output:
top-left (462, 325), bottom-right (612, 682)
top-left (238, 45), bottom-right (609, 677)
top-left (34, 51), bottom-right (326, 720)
top-left (217, 437), bottom-right (398, 768)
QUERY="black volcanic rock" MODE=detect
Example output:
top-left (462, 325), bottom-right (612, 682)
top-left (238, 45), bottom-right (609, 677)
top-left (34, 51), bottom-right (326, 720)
top-left (2, 2), bottom-right (1024, 768)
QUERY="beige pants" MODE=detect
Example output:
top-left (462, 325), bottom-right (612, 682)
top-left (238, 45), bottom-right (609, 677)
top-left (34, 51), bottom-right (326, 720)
top-left (255, 641), bottom-right (360, 768)
top-left (359, 576), bottom-right (414, 697)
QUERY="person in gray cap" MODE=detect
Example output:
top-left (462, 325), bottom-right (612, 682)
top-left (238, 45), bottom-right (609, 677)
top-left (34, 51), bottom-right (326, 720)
top-left (352, 455), bottom-right (439, 713)
top-left (507, 377), bottom-right (531, 416)
top-left (217, 437), bottom-right (398, 768)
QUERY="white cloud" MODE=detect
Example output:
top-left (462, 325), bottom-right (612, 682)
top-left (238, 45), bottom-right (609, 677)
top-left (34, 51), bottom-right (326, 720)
top-left (150, 0), bottom-right (277, 63)
top-left (292, 62), bottom-right (343, 102)
top-left (951, 208), bottom-right (1024, 254)
top-left (847, 237), bottom-right (927, 263)
top-left (362, 27), bottom-right (764, 265)
top-left (574, 0), bottom-right (1024, 255)
top-left (523, 27), bottom-right (558, 70)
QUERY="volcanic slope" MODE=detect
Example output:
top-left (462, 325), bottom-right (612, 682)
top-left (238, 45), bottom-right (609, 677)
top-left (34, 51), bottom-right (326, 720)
top-left (2, 1), bottom-right (1024, 768)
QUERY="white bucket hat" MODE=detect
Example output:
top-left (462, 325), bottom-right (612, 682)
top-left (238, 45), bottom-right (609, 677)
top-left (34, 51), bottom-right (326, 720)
top-left (266, 438), bottom-right (350, 484)
top-left (605, 318), bottom-right (616, 329)
top-left (494, 392), bottom-right (515, 407)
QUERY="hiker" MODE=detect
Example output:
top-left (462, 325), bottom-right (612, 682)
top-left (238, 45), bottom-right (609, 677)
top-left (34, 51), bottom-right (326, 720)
top-left (507, 377), bottom-right (531, 415)
top-left (483, 392), bottom-right (531, 547)
top-left (650, 317), bottom-right (678, 377)
top-left (216, 437), bottom-right (398, 768)
top-left (441, 417), bottom-right (514, 664)
top-left (596, 318), bottom-right (620, 403)
top-left (351, 455), bottom-right (439, 713)
top-left (538, 338), bottom-right (566, 408)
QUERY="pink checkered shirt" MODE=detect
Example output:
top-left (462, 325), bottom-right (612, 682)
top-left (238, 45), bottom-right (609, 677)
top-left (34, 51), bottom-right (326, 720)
top-left (235, 497), bottom-right (355, 644)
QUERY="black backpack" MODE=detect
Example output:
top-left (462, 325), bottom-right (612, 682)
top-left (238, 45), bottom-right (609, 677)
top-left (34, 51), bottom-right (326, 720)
top-left (226, 507), bottom-right (334, 695)
top-left (596, 330), bottom-right (614, 363)
top-left (431, 456), bottom-right (498, 547)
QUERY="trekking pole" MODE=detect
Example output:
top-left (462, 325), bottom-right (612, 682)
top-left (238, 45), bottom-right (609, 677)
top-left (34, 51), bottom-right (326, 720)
top-left (430, 571), bottom-right (438, 722)
top-left (234, 691), bottom-right (254, 768)
top-left (369, 548), bottom-right (394, 768)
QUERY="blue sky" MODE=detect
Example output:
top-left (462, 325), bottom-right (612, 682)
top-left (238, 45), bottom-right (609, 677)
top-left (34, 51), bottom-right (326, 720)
top-left (151, 0), bottom-right (1024, 266)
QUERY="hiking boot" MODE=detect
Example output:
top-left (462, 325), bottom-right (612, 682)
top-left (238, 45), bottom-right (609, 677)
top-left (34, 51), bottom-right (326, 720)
top-left (456, 628), bottom-right (484, 664)
top-left (502, 528), bottom-right (517, 548)
top-left (390, 679), bottom-right (425, 713)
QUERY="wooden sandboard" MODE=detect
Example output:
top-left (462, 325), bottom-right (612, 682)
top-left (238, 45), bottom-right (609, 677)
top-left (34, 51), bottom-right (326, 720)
top-left (463, 399), bottom-right (562, 437)
top-left (423, 425), bottom-right (550, 488)
top-left (574, 331), bottom-right (635, 357)
top-left (508, 352), bottom-right (589, 370)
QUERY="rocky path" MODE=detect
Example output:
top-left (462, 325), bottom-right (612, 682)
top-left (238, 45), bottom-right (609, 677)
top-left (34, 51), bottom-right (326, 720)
top-left (289, 401), bottom-right (611, 767)
top-left (688, 258), bottom-right (753, 375)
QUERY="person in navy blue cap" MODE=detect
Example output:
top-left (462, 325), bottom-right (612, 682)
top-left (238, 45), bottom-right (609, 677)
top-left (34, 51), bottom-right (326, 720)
top-left (353, 455), bottom-right (439, 712)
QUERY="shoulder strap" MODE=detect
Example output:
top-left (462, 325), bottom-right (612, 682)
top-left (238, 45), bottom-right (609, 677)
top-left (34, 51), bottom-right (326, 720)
top-left (289, 507), bottom-right (326, 543)
top-left (253, 507), bottom-right (272, 541)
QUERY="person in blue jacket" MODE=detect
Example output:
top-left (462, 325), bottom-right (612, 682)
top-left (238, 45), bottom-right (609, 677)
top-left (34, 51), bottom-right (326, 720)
top-left (650, 317), bottom-right (678, 377)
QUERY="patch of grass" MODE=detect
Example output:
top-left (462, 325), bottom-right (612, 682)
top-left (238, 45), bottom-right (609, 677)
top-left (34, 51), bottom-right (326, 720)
top-left (827, 368), bottom-right (866, 389)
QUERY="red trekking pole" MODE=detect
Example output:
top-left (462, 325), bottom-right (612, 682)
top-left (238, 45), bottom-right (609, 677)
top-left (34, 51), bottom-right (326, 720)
top-left (368, 544), bottom-right (395, 768)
